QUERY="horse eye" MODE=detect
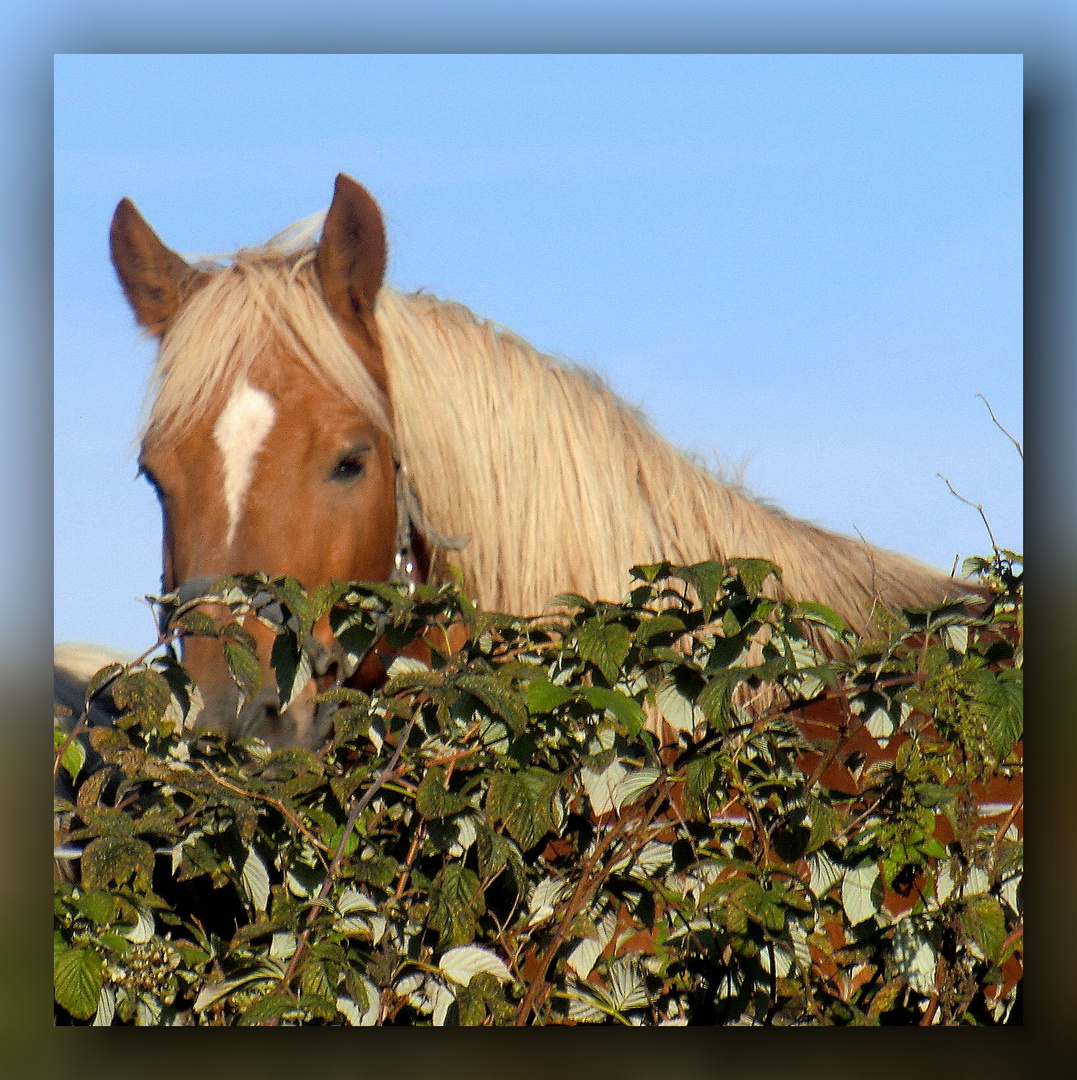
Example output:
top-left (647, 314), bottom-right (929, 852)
top-left (332, 453), bottom-right (367, 482)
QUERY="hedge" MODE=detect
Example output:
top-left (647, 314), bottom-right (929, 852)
top-left (54, 553), bottom-right (1022, 1025)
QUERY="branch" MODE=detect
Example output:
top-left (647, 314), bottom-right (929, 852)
top-left (977, 393), bottom-right (1023, 460)
top-left (937, 473), bottom-right (1000, 557)
top-left (268, 710), bottom-right (419, 1017)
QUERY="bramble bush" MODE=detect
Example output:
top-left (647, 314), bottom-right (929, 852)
top-left (54, 552), bottom-right (1022, 1025)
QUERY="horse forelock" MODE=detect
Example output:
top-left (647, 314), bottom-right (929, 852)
top-left (141, 247), bottom-right (391, 448)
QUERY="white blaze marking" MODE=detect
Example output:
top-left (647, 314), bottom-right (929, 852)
top-left (212, 380), bottom-right (277, 547)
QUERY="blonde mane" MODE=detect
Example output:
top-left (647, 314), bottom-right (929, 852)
top-left (145, 241), bottom-right (971, 645)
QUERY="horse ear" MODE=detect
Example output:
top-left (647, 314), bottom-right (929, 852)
top-left (110, 198), bottom-right (199, 336)
top-left (316, 174), bottom-right (388, 332)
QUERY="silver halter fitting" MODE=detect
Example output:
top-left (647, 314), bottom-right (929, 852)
top-left (389, 456), bottom-right (418, 592)
top-left (389, 450), bottom-right (470, 594)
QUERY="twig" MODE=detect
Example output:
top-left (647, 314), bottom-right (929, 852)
top-left (937, 473), bottom-right (1000, 557)
top-left (269, 711), bottom-right (419, 1017)
top-left (976, 394), bottom-right (1023, 460)
top-left (197, 762), bottom-right (334, 860)
top-left (802, 693), bottom-right (863, 793)
top-left (852, 526), bottom-right (882, 644)
top-left (392, 823), bottom-right (427, 901)
top-left (992, 796), bottom-right (1024, 846)
top-left (920, 952), bottom-right (947, 1026)
top-left (513, 777), bottom-right (674, 1024)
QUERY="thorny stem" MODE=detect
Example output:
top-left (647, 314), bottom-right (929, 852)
top-left (512, 821), bottom-right (631, 1024)
top-left (267, 711), bottom-right (419, 1021)
top-left (392, 823), bottom-right (427, 902)
top-left (198, 763), bottom-right (334, 861)
top-left (802, 692), bottom-right (862, 793)
top-left (920, 952), bottom-right (946, 1026)
top-left (993, 796), bottom-right (1024, 846)
top-left (513, 776), bottom-right (675, 1025)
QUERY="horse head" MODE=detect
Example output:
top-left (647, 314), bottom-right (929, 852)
top-left (110, 175), bottom-right (403, 747)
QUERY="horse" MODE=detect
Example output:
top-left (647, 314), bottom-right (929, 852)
top-left (94, 173), bottom-right (981, 749)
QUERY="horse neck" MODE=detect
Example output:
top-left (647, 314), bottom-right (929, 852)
top-left (377, 289), bottom-right (961, 635)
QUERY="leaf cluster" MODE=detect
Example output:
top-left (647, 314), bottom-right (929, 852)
top-left (54, 553), bottom-right (1022, 1025)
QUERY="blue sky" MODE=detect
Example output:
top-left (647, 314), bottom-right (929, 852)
top-left (54, 52), bottom-right (1022, 654)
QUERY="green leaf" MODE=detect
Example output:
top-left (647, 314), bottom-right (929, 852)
top-left (454, 970), bottom-right (512, 1026)
top-left (974, 667), bottom-right (1023, 759)
top-left (793, 600), bottom-right (849, 638)
top-left (486, 768), bottom-right (559, 849)
top-left (578, 686), bottom-right (645, 736)
top-left (696, 669), bottom-right (743, 733)
top-left (55, 728), bottom-right (86, 785)
top-left (223, 640), bottom-right (263, 700)
top-left (605, 955), bottom-right (650, 1012)
top-left (727, 558), bottom-right (781, 597)
top-left (674, 561), bottom-right (726, 619)
top-left (237, 844), bottom-right (271, 914)
top-left (415, 765), bottom-right (472, 820)
top-left (635, 612), bottom-right (686, 644)
top-left (683, 754), bottom-right (718, 820)
top-left (439, 944), bottom-right (512, 986)
top-left (575, 621), bottom-right (633, 684)
top-left (311, 580), bottom-right (350, 621)
top-left (88, 724), bottom-right (131, 758)
top-left (72, 889), bottom-right (120, 927)
top-left (962, 555), bottom-right (993, 578)
top-left (611, 767), bottom-right (662, 811)
top-left (316, 686), bottom-right (371, 707)
top-left (54, 947), bottom-right (104, 1021)
top-left (804, 797), bottom-right (843, 854)
top-left (699, 876), bottom-right (760, 914)
top-left (867, 978), bottom-right (906, 1021)
top-left (299, 957), bottom-right (337, 1010)
top-left (428, 864), bottom-right (484, 947)
top-left (351, 856), bottom-right (399, 891)
top-left (942, 623), bottom-right (969, 654)
top-left (112, 668), bottom-right (171, 713)
top-left (841, 863), bottom-right (881, 925)
top-left (267, 576), bottom-right (315, 636)
top-left (237, 992), bottom-right (303, 1026)
top-left (654, 677), bottom-right (699, 735)
top-left (218, 619), bottom-right (259, 652)
top-left (271, 632), bottom-right (313, 712)
top-left (330, 610), bottom-right (379, 666)
top-left (81, 836), bottom-right (155, 892)
top-left (331, 706), bottom-right (373, 747)
top-left (630, 561), bottom-right (673, 584)
top-left (456, 674), bottom-right (529, 735)
top-left (476, 823), bottom-right (512, 879)
top-left (84, 663), bottom-right (125, 703)
top-left (959, 895), bottom-right (1007, 962)
top-left (173, 610), bottom-right (220, 637)
top-left (920, 837), bottom-right (947, 860)
top-left (526, 678), bottom-right (573, 714)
